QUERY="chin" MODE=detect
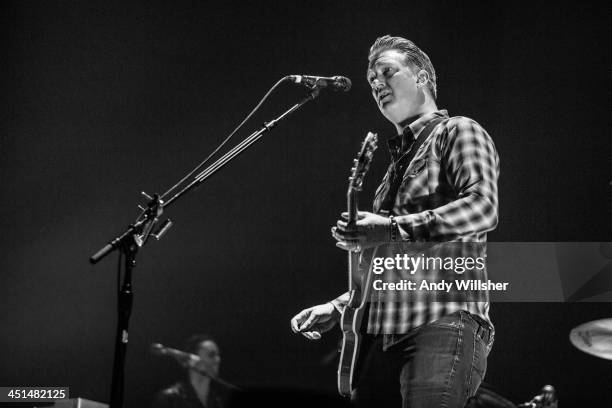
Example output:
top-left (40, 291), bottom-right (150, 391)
top-left (380, 98), bottom-right (406, 120)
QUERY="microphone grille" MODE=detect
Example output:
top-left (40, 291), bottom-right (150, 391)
top-left (335, 76), bottom-right (352, 92)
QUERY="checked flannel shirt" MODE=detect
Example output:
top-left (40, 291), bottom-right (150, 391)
top-left (331, 109), bottom-right (500, 349)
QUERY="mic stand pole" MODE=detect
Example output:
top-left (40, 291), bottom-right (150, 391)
top-left (89, 86), bottom-right (320, 408)
top-left (109, 236), bottom-right (135, 408)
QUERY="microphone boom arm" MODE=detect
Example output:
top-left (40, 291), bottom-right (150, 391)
top-left (90, 83), bottom-right (320, 264)
top-left (161, 86), bottom-right (320, 209)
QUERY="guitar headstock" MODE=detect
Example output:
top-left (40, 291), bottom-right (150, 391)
top-left (348, 132), bottom-right (378, 192)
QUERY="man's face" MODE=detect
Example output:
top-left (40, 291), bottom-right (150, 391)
top-left (367, 49), bottom-right (424, 125)
top-left (195, 340), bottom-right (221, 377)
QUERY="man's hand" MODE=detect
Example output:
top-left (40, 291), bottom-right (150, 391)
top-left (332, 211), bottom-right (390, 251)
top-left (290, 303), bottom-right (339, 340)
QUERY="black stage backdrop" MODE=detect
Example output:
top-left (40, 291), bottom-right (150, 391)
top-left (1, 1), bottom-right (610, 406)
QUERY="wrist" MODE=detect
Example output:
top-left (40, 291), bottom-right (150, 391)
top-left (389, 215), bottom-right (399, 241)
top-left (389, 215), bottom-right (411, 242)
top-left (327, 301), bottom-right (342, 319)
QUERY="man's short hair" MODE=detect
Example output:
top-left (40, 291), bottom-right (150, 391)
top-left (184, 333), bottom-right (217, 354)
top-left (368, 35), bottom-right (437, 100)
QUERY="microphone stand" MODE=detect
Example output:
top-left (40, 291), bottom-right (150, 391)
top-left (188, 366), bottom-right (242, 392)
top-left (89, 85), bottom-right (320, 408)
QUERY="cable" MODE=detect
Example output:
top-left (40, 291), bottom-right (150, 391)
top-left (160, 76), bottom-right (290, 200)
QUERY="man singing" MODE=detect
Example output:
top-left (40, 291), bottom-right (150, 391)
top-left (291, 35), bottom-right (499, 407)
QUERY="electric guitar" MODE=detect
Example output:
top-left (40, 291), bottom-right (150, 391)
top-left (337, 132), bottom-right (378, 397)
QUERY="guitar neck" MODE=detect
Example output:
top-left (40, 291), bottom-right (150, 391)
top-left (347, 190), bottom-right (358, 225)
top-left (347, 190), bottom-right (360, 291)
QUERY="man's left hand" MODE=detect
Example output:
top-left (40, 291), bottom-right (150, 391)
top-left (332, 211), bottom-right (389, 251)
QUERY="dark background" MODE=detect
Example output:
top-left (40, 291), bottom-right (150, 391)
top-left (1, 1), bottom-right (610, 406)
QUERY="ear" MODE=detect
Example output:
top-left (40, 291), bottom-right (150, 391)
top-left (416, 69), bottom-right (430, 87)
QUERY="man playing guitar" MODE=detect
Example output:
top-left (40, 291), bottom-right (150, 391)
top-left (291, 35), bottom-right (499, 408)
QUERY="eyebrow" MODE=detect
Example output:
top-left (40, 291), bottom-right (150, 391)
top-left (367, 57), bottom-right (382, 73)
top-left (366, 60), bottom-right (394, 81)
top-left (366, 61), bottom-right (382, 79)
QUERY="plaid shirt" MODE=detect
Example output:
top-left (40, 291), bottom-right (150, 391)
top-left (332, 110), bottom-right (499, 349)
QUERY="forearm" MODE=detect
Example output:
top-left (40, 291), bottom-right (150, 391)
top-left (395, 190), bottom-right (498, 241)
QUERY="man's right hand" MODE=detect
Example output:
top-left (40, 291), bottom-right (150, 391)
top-left (290, 302), bottom-right (339, 340)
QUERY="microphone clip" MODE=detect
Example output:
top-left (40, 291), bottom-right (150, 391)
top-left (285, 75), bottom-right (352, 92)
top-left (287, 75), bottom-right (324, 90)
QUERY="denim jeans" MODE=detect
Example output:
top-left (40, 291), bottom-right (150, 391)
top-left (353, 311), bottom-right (493, 408)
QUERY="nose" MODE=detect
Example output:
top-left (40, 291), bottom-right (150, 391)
top-left (371, 77), bottom-right (387, 94)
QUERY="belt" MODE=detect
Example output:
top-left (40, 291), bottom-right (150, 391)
top-left (469, 314), bottom-right (494, 346)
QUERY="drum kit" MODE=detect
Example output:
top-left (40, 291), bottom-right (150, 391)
top-left (469, 318), bottom-right (612, 407)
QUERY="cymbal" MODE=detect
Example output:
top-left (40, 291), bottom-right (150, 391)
top-left (569, 318), bottom-right (612, 360)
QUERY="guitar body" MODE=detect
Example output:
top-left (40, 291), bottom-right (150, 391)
top-left (335, 133), bottom-right (378, 397)
top-left (337, 246), bottom-right (378, 397)
top-left (338, 290), bottom-right (369, 397)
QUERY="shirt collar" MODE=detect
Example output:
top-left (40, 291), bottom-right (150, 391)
top-left (387, 109), bottom-right (449, 156)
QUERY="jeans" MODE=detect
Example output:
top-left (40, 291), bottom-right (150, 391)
top-left (353, 311), bottom-right (493, 408)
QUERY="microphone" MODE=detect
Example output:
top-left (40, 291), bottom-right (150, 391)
top-left (287, 75), bottom-right (352, 92)
top-left (150, 343), bottom-right (200, 367)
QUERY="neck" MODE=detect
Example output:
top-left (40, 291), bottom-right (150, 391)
top-left (394, 100), bottom-right (438, 135)
top-left (189, 370), bottom-right (211, 391)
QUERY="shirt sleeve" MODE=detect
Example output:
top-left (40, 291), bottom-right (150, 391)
top-left (395, 117), bottom-right (499, 241)
top-left (330, 291), bottom-right (350, 314)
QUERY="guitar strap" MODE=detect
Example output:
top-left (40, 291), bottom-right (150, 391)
top-left (379, 117), bottom-right (445, 213)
